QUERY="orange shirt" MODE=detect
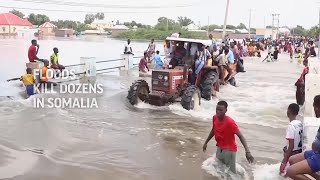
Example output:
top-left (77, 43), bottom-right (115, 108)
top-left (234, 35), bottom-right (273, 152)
top-left (41, 66), bottom-right (48, 82)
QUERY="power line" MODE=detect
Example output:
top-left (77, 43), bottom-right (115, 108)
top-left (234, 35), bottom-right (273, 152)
top-left (9, 0), bottom-right (193, 9)
top-left (0, 5), bottom-right (157, 14)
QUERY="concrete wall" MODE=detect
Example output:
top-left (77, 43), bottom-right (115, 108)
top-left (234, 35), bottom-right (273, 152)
top-left (210, 31), bottom-right (255, 40)
top-left (40, 27), bottom-right (55, 36)
top-left (111, 29), bottom-right (128, 37)
top-left (303, 57), bottom-right (320, 152)
top-left (55, 29), bottom-right (74, 37)
top-left (0, 25), bottom-right (31, 35)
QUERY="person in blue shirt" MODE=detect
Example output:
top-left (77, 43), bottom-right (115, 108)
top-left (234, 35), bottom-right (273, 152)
top-left (226, 49), bottom-right (235, 64)
top-left (154, 50), bottom-right (163, 70)
top-left (286, 95), bottom-right (320, 179)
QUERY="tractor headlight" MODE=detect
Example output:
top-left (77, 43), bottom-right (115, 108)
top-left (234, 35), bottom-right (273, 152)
top-left (164, 76), bottom-right (168, 81)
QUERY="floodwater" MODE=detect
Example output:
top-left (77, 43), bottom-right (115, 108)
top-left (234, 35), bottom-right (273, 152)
top-left (0, 36), bottom-right (304, 180)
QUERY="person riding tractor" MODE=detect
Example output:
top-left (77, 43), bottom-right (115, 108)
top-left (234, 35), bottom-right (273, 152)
top-left (127, 37), bottom-right (221, 111)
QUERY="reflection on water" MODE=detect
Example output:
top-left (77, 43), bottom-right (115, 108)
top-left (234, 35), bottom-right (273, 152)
top-left (0, 37), bottom-right (304, 180)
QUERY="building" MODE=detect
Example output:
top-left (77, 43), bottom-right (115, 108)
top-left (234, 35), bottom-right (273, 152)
top-left (255, 28), bottom-right (276, 40)
top-left (16, 29), bottom-right (38, 39)
top-left (210, 29), bottom-right (254, 39)
top-left (55, 29), bottom-right (74, 37)
top-left (111, 25), bottom-right (129, 37)
top-left (0, 13), bottom-right (33, 35)
top-left (39, 22), bottom-right (57, 36)
top-left (182, 24), bottom-right (200, 31)
top-left (90, 20), bottom-right (113, 31)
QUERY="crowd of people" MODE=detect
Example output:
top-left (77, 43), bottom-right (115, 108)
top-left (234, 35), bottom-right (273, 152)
top-left (138, 34), bottom-right (247, 88)
top-left (20, 39), bottom-right (65, 97)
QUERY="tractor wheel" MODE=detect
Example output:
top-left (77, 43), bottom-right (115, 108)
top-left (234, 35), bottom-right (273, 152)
top-left (181, 86), bottom-right (201, 110)
top-left (200, 71), bottom-right (219, 100)
top-left (127, 80), bottom-right (150, 105)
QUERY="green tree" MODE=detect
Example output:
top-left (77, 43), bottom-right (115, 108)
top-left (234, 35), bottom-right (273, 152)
top-left (250, 28), bottom-right (256, 34)
top-left (52, 20), bottom-right (96, 32)
top-left (84, 14), bottom-right (95, 24)
top-left (27, 13), bottom-right (50, 26)
top-left (95, 13), bottom-right (105, 20)
top-left (9, 9), bottom-right (24, 18)
top-left (177, 16), bottom-right (193, 26)
top-left (155, 17), bottom-right (179, 31)
top-left (201, 24), bottom-right (222, 31)
top-left (292, 25), bottom-right (306, 37)
top-left (236, 23), bottom-right (247, 29)
top-left (306, 26), bottom-right (320, 38)
top-left (226, 25), bottom-right (236, 29)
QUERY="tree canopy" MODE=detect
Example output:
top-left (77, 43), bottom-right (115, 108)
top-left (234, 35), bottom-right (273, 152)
top-left (177, 16), bottom-right (193, 26)
top-left (84, 14), bottom-right (95, 24)
top-left (95, 13), bottom-right (105, 20)
top-left (236, 23), bottom-right (247, 30)
top-left (10, 9), bottom-right (24, 18)
top-left (27, 13), bottom-right (50, 26)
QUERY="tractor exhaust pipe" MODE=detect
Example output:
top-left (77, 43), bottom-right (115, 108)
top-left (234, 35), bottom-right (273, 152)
top-left (183, 64), bottom-right (188, 81)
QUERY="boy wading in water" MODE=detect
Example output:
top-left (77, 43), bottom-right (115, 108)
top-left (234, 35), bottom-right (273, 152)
top-left (203, 101), bottom-right (254, 173)
top-left (286, 95), bottom-right (320, 180)
top-left (280, 103), bottom-right (303, 174)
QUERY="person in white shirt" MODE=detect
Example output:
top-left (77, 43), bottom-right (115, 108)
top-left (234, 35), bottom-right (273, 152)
top-left (124, 39), bottom-right (133, 55)
top-left (163, 40), bottom-right (173, 68)
top-left (280, 103), bottom-right (303, 175)
top-left (171, 32), bottom-right (181, 38)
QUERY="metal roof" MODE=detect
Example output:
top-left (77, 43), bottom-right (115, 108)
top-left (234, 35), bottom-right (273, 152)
top-left (0, 13), bottom-right (32, 26)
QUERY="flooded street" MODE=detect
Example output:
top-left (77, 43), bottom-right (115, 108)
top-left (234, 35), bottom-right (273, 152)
top-left (0, 37), bottom-right (304, 179)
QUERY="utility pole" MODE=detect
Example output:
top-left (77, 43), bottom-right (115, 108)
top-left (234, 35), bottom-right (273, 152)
top-left (207, 16), bottom-right (210, 37)
top-left (222, 0), bottom-right (230, 40)
top-left (166, 18), bottom-right (169, 31)
top-left (248, 8), bottom-right (252, 39)
top-left (318, 8), bottom-right (320, 58)
top-left (271, 14), bottom-right (280, 40)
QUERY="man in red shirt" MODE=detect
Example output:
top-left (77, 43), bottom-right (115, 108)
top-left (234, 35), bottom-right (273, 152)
top-left (203, 101), bottom-right (254, 173)
top-left (139, 51), bottom-right (149, 73)
top-left (28, 39), bottom-right (43, 62)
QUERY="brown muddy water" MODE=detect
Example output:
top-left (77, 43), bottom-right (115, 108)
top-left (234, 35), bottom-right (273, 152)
top-left (0, 36), bottom-right (304, 180)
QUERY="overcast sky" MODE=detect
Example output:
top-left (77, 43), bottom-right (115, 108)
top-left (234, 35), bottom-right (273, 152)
top-left (1, 0), bottom-right (320, 29)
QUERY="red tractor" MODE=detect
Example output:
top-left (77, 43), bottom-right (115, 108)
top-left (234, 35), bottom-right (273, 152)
top-left (127, 38), bottom-right (219, 110)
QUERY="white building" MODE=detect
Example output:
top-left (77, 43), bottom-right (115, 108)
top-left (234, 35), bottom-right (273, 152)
top-left (90, 20), bottom-right (114, 31)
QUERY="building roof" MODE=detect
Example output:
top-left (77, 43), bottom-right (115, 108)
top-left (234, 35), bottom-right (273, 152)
top-left (0, 13), bottom-right (32, 26)
top-left (112, 25), bottom-right (129, 30)
top-left (235, 29), bottom-right (248, 33)
top-left (91, 20), bottom-right (113, 25)
top-left (213, 29), bottom-right (235, 33)
top-left (39, 22), bottom-right (57, 28)
top-left (182, 24), bottom-right (200, 30)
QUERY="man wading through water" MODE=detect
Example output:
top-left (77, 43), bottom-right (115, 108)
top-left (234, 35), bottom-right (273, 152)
top-left (203, 101), bottom-right (254, 173)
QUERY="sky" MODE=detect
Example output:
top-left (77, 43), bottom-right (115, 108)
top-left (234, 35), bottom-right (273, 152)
top-left (1, 0), bottom-right (320, 29)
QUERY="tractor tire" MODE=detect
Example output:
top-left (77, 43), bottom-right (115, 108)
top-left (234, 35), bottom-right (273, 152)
top-left (181, 86), bottom-right (201, 110)
top-left (127, 80), bottom-right (150, 105)
top-left (200, 71), bottom-right (219, 101)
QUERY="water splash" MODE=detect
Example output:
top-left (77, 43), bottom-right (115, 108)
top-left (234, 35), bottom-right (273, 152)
top-left (253, 163), bottom-right (289, 180)
top-left (202, 156), bottom-right (249, 180)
